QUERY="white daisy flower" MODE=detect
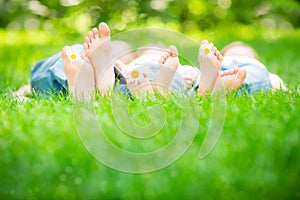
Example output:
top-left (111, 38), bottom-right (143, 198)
top-left (66, 49), bottom-right (82, 64)
top-left (199, 43), bottom-right (214, 59)
top-left (125, 67), bottom-right (148, 84)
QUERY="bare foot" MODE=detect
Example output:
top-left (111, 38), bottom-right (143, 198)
top-left (13, 84), bottom-right (32, 97)
top-left (125, 64), bottom-right (154, 96)
top-left (62, 46), bottom-right (95, 101)
top-left (197, 40), bottom-right (223, 95)
top-left (83, 22), bottom-right (114, 95)
top-left (177, 65), bottom-right (201, 89)
top-left (219, 67), bottom-right (247, 92)
top-left (152, 45), bottom-right (179, 95)
top-left (114, 59), bottom-right (127, 73)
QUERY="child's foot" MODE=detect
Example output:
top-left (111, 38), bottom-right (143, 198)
top-left (83, 22), bottom-right (114, 95)
top-left (219, 67), bottom-right (247, 92)
top-left (62, 46), bottom-right (95, 101)
top-left (197, 40), bottom-right (223, 95)
top-left (125, 65), bottom-right (154, 96)
top-left (177, 65), bottom-right (201, 89)
top-left (114, 59), bottom-right (127, 73)
top-left (13, 84), bottom-right (32, 97)
top-left (158, 45), bottom-right (179, 69)
top-left (152, 45), bottom-right (179, 94)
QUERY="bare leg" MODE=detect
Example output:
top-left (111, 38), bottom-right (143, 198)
top-left (62, 46), bottom-right (95, 101)
top-left (152, 45), bottom-right (179, 95)
top-left (83, 22), bottom-right (114, 95)
top-left (197, 40), bottom-right (223, 95)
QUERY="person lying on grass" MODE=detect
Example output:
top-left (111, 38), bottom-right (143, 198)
top-left (13, 22), bottom-right (286, 100)
top-left (175, 41), bottom-right (287, 95)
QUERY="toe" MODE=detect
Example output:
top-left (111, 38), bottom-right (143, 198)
top-left (219, 71), bottom-right (225, 77)
top-left (184, 75), bottom-right (195, 85)
top-left (233, 67), bottom-right (239, 74)
top-left (169, 45), bottom-right (178, 57)
top-left (218, 53), bottom-right (223, 62)
top-left (223, 70), bottom-right (230, 76)
top-left (92, 28), bottom-right (99, 39)
top-left (215, 49), bottom-right (220, 57)
top-left (84, 36), bottom-right (90, 44)
top-left (115, 60), bottom-right (126, 72)
top-left (212, 46), bottom-right (217, 53)
top-left (185, 80), bottom-right (193, 88)
top-left (88, 31), bottom-right (94, 40)
top-left (159, 53), bottom-right (168, 64)
top-left (83, 43), bottom-right (89, 53)
top-left (224, 70), bottom-right (230, 76)
top-left (99, 22), bottom-right (110, 38)
top-left (159, 56), bottom-right (166, 65)
top-left (215, 50), bottom-right (221, 61)
top-left (229, 68), bottom-right (236, 75)
top-left (236, 68), bottom-right (247, 81)
top-left (61, 46), bottom-right (71, 61)
top-left (201, 40), bottom-right (209, 46)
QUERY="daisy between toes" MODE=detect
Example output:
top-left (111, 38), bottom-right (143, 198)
top-left (66, 49), bottom-right (83, 63)
top-left (125, 67), bottom-right (149, 84)
top-left (199, 43), bottom-right (214, 59)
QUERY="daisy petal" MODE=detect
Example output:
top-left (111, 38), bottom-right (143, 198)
top-left (66, 49), bottom-right (82, 64)
top-left (199, 43), bottom-right (214, 59)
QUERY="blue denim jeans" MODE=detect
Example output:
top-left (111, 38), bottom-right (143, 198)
top-left (220, 56), bottom-right (272, 94)
top-left (31, 44), bottom-right (85, 96)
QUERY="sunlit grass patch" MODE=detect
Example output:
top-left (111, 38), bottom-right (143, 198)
top-left (0, 27), bottom-right (299, 199)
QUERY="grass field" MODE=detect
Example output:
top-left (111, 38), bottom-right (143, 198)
top-left (0, 26), bottom-right (300, 199)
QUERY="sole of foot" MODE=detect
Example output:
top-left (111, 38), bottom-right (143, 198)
top-left (220, 67), bottom-right (247, 92)
top-left (152, 45), bottom-right (179, 95)
top-left (62, 46), bottom-right (95, 101)
top-left (197, 40), bottom-right (223, 95)
top-left (83, 22), bottom-right (114, 95)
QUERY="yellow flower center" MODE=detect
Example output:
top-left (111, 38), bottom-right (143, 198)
top-left (204, 47), bottom-right (211, 54)
top-left (131, 70), bottom-right (139, 78)
top-left (70, 54), bottom-right (77, 60)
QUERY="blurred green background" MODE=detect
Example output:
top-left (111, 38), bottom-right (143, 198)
top-left (1, 1), bottom-right (300, 199)
top-left (1, 0), bottom-right (300, 35)
top-left (1, 0), bottom-right (300, 89)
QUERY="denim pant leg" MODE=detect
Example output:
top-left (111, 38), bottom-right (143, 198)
top-left (221, 59), bottom-right (272, 94)
top-left (30, 44), bottom-right (84, 96)
top-left (238, 63), bottom-right (272, 94)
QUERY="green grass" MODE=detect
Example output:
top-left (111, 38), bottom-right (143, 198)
top-left (0, 27), bottom-right (300, 199)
